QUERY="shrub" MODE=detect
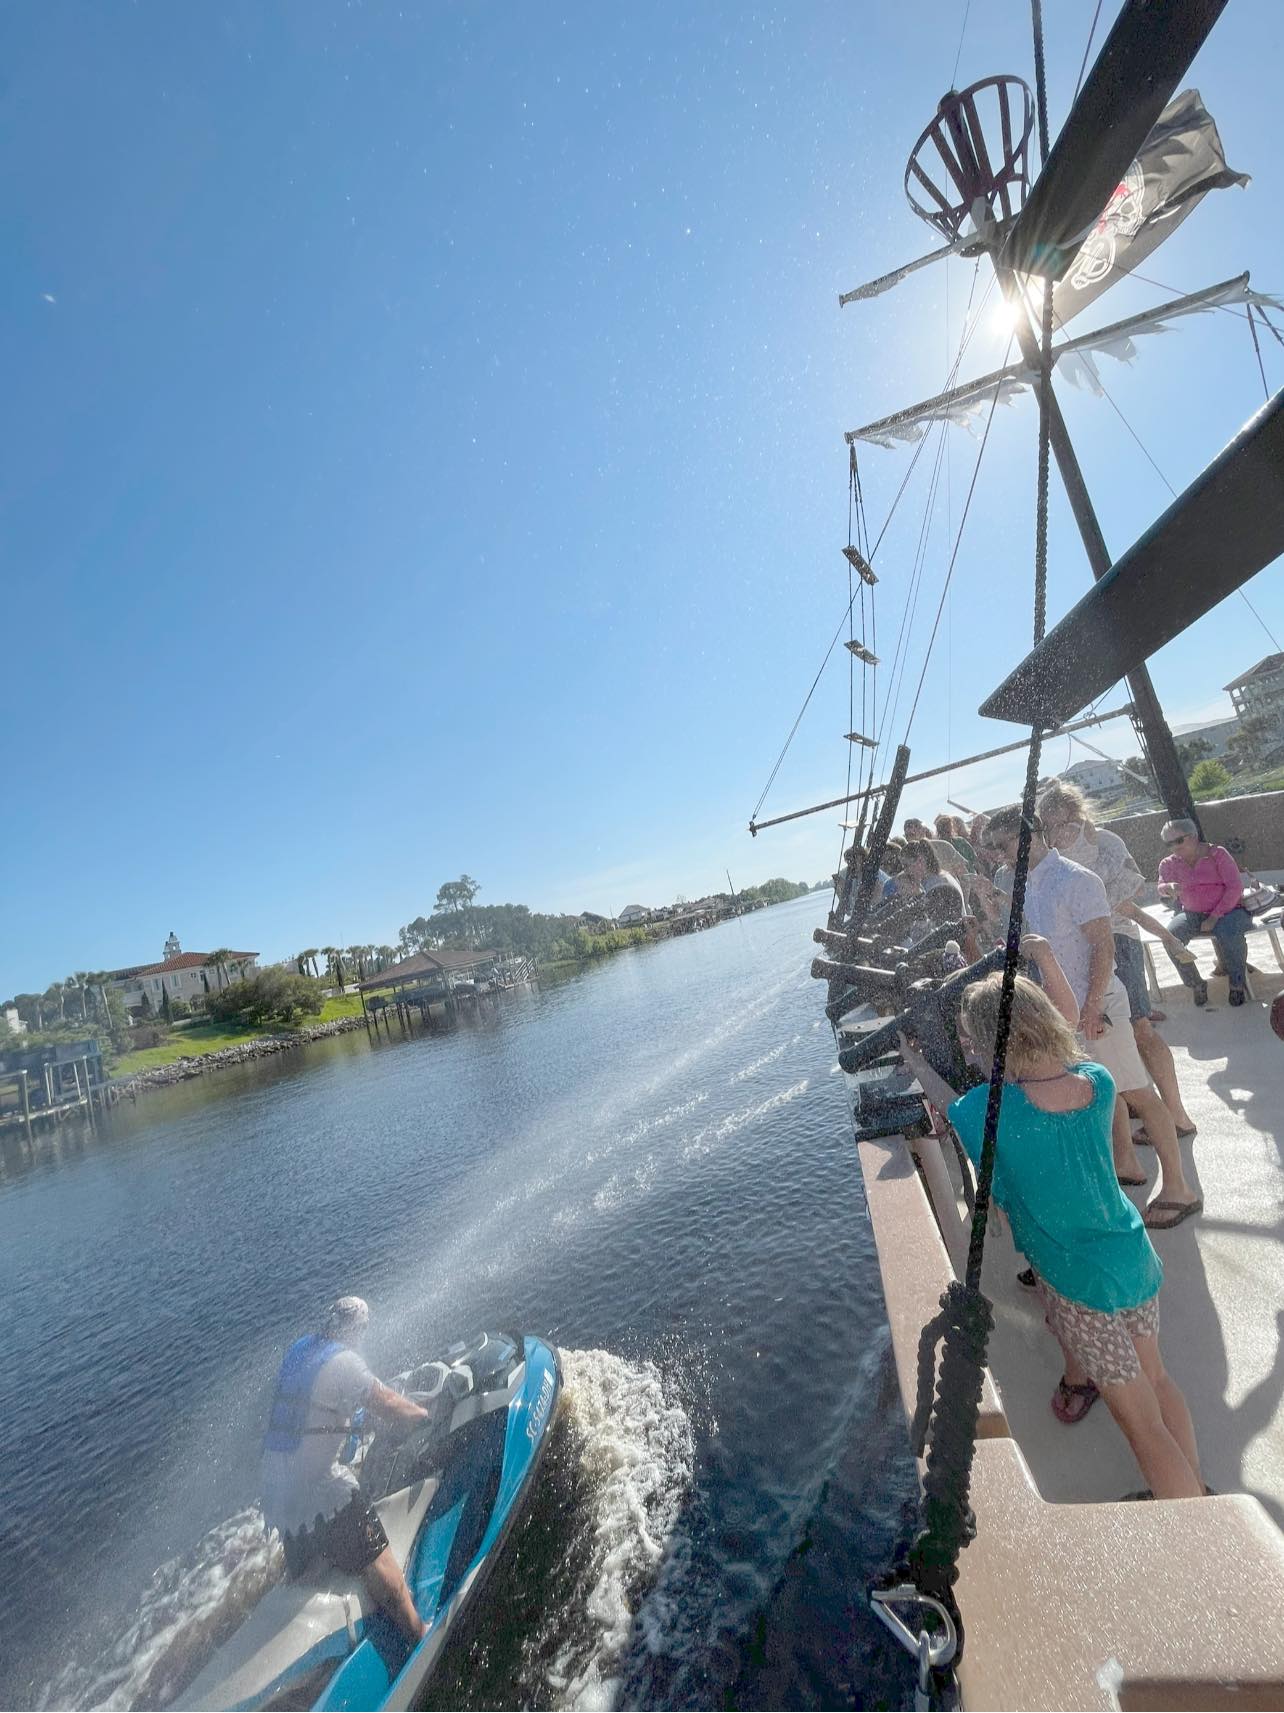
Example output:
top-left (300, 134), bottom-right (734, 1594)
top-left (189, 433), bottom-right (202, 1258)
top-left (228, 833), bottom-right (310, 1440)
top-left (205, 969), bottom-right (325, 1028)
top-left (1189, 758), bottom-right (1232, 800)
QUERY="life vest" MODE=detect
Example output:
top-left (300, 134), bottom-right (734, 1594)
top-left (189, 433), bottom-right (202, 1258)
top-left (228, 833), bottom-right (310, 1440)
top-left (263, 1335), bottom-right (350, 1453)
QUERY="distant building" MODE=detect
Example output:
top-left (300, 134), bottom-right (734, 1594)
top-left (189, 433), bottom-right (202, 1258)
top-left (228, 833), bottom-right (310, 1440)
top-left (1224, 653), bottom-right (1284, 733)
top-left (1172, 716), bottom-right (1240, 759)
top-left (1057, 756), bottom-right (1122, 795)
top-left (104, 939), bottom-right (259, 1015)
top-left (578, 911), bottom-right (618, 930)
top-left (2, 1006), bottom-right (27, 1037)
top-left (617, 905), bottom-right (652, 925)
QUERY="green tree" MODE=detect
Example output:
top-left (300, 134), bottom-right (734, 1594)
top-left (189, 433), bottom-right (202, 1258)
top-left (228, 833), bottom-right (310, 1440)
top-left (206, 968), bottom-right (325, 1028)
top-left (1189, 758), bottom-right (1232, 799)
top-left (161, 986), bottom-right (174, 1022)
top-left (207, 950), bottom-right (235, 990)
top-left (1176, 737), bottom-right (1213, 769)
top-left (1227, 717), bottom-right (1273, 773)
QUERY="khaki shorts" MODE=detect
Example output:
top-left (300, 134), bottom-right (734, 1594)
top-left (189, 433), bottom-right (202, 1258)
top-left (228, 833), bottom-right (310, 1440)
top-left (1080, 981), bottom-right (1147, 1093)
top-left (1037, 1278), bottom-right (1160, 1386)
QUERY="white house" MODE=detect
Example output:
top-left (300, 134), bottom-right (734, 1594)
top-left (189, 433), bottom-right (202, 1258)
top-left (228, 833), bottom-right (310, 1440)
top-left (1056, 756), bottom-right (1122, 795)
top-left (105, 935), bottom-right (259, 1014)
top-left (617, 904), bottom-right (652, 926)
top-left (2, 1006), bottom-right (27, 1036)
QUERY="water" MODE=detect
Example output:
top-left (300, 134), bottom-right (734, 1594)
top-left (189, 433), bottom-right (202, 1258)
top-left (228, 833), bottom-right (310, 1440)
top-left (0, 895), bottom-right (918, 1709)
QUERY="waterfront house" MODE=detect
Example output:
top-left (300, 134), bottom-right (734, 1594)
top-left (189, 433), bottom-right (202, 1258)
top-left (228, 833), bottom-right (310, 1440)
top-left (1225, 652), bottom-right (1284, 733)
top-left (105, 936), bottom-right (259, 1015)
top-left (617, 905), bottom-right (652, 925)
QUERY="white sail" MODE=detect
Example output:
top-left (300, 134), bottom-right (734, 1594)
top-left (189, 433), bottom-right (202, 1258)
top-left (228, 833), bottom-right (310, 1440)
top-left (847, 275), bottom-right (1282, 447)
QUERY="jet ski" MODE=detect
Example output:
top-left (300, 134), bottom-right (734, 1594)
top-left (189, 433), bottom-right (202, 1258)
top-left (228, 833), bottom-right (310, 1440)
top-left (183, 1331), bottom-right (561, 1712)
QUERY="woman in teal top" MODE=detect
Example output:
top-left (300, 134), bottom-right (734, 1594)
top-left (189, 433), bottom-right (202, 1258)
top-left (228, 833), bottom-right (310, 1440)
top-left (899, 969), bottom-right (1205, 1501)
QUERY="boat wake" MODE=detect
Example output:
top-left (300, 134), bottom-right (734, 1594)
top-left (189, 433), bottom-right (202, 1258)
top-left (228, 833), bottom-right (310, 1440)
top-left (36, 1510), bottom-right (282, 1712)
top-left (37, 1348), bottom-right (694, 1713)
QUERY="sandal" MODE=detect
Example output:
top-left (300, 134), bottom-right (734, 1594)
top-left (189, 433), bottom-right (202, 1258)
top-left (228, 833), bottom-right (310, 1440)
top-left (1117, 1173), bottom-right (1147, 1187)
top-left (1052, 1376), bottom-right (1099, 1425)
top-left (1144, 1196), bottom-right (1203, 1231)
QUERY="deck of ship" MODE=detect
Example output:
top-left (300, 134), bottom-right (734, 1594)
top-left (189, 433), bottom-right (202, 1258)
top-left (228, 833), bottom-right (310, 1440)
top-left (981, 918), bottom-right (1284, 1530)
top-left (847, 915), bottom-right (1284, 1708)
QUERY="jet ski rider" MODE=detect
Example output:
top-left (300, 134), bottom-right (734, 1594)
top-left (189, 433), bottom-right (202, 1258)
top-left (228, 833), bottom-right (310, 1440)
top-left (260, 1296), bottom-right (431, 1646)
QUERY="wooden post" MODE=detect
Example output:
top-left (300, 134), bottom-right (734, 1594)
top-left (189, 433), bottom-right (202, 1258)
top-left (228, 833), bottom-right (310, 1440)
top-left (19, 1070), bottom-right (33, 1145)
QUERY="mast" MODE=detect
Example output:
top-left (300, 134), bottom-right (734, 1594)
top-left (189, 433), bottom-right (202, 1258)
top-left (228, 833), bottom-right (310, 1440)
top-left (994, 266), bottom-right (1197, 822)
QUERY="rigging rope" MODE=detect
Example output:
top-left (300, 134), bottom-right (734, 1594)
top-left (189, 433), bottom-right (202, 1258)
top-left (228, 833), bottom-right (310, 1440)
top-left (901, 335), bottom-right (1016, 746)
top-left (1070, 0), bottom-right (1104, 108)
top-left (749, 265), bottom-right (990, 826)
top-left (896, 12), bottom-right (1058, 1672)
top-left (1090, 357), bottom-right (1284, 656)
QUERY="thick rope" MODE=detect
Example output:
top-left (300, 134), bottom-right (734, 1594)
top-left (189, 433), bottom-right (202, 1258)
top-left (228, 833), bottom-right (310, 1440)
top-left (903, 207), bottom-right (1057, 1629)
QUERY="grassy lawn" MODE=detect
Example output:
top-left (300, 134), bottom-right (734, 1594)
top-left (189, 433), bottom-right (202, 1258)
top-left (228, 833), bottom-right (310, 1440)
top-left (110, 1022), bottom-right (265, 1077)
top-left (110, 993), bottom-right (371, 1077)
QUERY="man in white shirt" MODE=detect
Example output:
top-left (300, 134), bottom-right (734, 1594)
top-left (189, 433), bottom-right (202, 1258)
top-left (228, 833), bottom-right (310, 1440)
top-left (261, 1296), bottom-right (432, 1644)
top-left (982, 807), bottom-right (1200, 1230)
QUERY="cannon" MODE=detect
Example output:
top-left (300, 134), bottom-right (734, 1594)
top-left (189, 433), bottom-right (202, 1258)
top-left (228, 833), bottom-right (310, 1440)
top-left (836, 947), bottom-right (1006, 1081)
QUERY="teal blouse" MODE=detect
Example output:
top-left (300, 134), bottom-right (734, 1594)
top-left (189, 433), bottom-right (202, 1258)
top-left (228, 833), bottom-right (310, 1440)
top-left (949, 1063), bottom-right (1162, 1312)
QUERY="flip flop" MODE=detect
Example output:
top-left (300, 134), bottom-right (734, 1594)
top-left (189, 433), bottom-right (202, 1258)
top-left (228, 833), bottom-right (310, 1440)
top-left (1052, 1377), bottom-right (1099, 1425)
top-left (1117, 1173), bottom-right (1147, 1187)
top-left (1144, 1196), bottom-right (1203, 1231)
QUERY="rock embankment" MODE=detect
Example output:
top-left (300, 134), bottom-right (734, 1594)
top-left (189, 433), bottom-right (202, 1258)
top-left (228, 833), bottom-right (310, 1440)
top-left (112, 1016), bottom-right (367, 1093)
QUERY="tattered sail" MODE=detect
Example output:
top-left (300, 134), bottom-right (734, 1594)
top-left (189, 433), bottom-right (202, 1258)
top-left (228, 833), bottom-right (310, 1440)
top-left (847, 275), bottom-right (1281, 448)
top-left (1044, 90), bottom-right (1248, 327)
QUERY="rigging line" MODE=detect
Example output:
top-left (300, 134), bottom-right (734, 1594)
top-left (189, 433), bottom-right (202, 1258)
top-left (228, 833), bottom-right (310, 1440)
top-left (1070, 0), bottom-right (1104, 108)
top-left (950, 0), bottom-right (972, 87)
top-left (750, 268), bottom-right (989, 824)
top-left (1030, 0), bottom-right (1050, 166)
top-left (877, 410), bottom-right (952, 772)
top-left (901, 336), bottom-right (1016, 744)
top-left (1247, 302), bottom-right (1271, 400)
top-left (1256, 305), bottom-right (1284, 350)
top-left (1091, 368), bottom-right (1284, 654)
top-left (865, 267), bottom-right (991, 784)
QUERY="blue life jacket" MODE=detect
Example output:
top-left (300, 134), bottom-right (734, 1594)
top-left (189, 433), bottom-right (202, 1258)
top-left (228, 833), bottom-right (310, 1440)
top-left (263, 1335), bottom-right (349, 1453)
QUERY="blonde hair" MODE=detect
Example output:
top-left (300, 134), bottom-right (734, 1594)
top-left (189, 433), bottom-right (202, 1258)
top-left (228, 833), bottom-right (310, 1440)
top-left (959, 971), bottom-right (1084, 1077)
top-left (1037, 780), bottom-right (1092, 829)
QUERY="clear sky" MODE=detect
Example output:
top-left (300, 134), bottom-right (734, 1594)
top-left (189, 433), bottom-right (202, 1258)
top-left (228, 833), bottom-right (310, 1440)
top-left (4, 1), bottom-right (1283, 994)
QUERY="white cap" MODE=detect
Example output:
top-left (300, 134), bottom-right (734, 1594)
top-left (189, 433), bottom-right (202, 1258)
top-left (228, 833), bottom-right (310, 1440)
top-left (323, 1296), bottom-right (370, 1341)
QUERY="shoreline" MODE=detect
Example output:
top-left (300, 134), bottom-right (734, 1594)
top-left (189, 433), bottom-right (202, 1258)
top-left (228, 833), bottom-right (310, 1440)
top-left (109, 1015), bottom-right (369, 1096)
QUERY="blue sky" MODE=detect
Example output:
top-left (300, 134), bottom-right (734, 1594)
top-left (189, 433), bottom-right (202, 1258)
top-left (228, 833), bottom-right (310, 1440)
top-left (3, 1), bottom-right (1282, 994)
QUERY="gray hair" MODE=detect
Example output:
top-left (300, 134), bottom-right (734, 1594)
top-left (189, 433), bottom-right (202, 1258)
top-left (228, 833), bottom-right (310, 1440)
top-left (323, 1295), bottom-right (370, 1341)
top-left (1161, 818), bottom-right (1199, 844)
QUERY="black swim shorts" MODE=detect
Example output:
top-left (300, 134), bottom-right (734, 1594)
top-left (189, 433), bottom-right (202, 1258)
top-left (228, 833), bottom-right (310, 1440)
top-left (283, 1491), bottom-right (389, 1578)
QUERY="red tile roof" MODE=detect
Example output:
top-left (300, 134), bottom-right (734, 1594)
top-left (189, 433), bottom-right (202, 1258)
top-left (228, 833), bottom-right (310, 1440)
top-left (108, 952), bottom-right (258, 980)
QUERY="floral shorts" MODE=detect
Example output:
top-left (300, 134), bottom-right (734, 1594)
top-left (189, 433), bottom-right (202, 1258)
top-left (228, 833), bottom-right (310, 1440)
top-left (1036, 1278), bottom-right (1160, 1386)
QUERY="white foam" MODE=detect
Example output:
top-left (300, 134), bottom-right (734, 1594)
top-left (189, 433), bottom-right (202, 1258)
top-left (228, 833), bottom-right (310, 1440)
top-left (39, 1509), bottom-right (281, 1712)
top-left (731, 1035), bottom-right (799, 1082)
top-left (546, 1349), bottom-right (695, 1710)
top-left (681, 1079), bottom-right (810, 1162)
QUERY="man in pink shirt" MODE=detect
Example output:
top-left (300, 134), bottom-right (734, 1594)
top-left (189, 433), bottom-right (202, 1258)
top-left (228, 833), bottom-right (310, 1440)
top-left (1158, 818), bottom-right (1252, 1006)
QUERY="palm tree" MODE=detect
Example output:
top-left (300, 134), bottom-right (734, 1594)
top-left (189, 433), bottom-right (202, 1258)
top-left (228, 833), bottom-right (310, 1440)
top-left (347, 946), bottom-right (369, 981)
top-left (207, 950), bottom-right (235, 990)
top-left (46, 982), bottom-right (66, 1023)
top-left (299, 948), bottom-right (320, 979)
top-left (321, 947), bottom-right (339, 988)
top-left (377, 945), bottom-right (397, 971)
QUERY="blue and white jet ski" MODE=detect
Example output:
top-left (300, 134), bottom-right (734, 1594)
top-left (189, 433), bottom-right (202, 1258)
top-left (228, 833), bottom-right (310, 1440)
top-left (183, 1331), bottom-right (561, 1712)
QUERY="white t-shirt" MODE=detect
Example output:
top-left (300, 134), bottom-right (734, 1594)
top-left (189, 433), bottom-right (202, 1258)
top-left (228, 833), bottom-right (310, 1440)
top-left (1022, 848), bottom-right (1127, 1014)
top-left (261, 1345), bottom-right (376, 1537)
top-left (1063, 826), bottom-right (1145, 941)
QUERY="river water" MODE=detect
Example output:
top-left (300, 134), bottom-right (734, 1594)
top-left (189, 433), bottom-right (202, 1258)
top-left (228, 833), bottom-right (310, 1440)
top-left (0, 895), bottom-right (917, 1710)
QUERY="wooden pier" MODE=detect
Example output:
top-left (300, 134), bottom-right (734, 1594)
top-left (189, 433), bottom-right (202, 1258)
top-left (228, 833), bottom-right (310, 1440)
top-left (0, 1038), bottom-right (110, 1143)
top-left (356, 948), bottom-right (533, 1041)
